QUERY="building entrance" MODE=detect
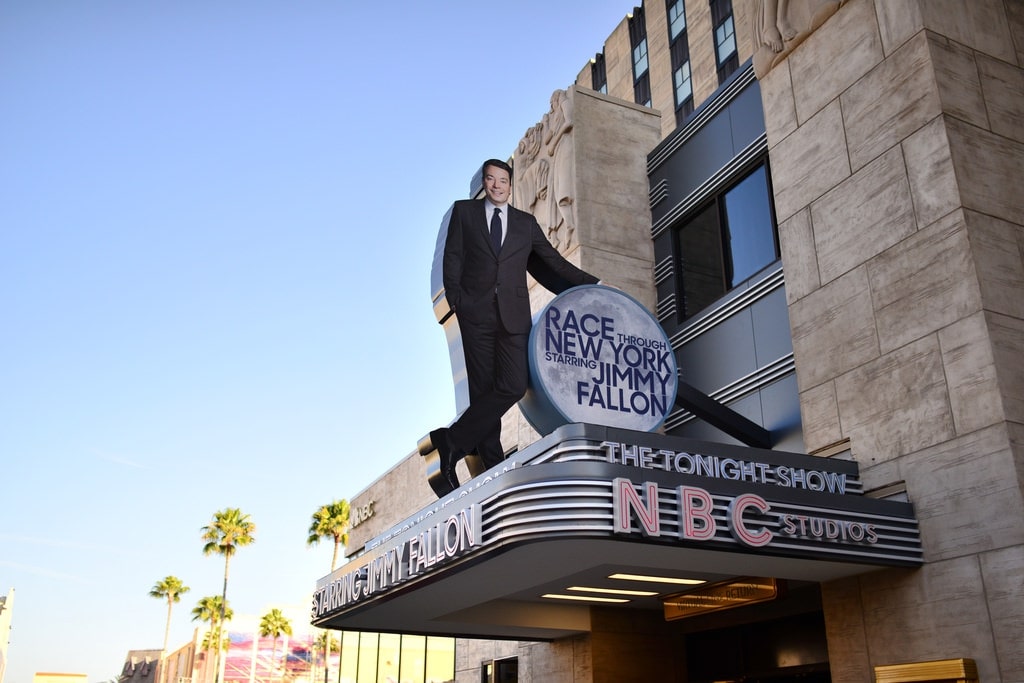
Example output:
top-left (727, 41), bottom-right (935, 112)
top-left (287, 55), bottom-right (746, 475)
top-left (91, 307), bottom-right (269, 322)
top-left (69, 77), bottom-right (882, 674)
top-left (685, 607), bottom-right (829, 683)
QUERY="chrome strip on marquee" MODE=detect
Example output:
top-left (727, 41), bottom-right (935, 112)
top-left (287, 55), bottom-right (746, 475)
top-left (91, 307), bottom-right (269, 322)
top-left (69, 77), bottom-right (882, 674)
top-left (312, 425), bottom-right (921, 630)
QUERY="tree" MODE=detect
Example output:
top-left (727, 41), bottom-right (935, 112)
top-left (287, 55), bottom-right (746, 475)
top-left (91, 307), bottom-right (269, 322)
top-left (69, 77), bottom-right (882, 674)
top-left (313, 631), bottom-right (340, 683)
top-left (201, 507), bottom-right (255, 683)
top-left (258, 608), bottom-right (293, 682)
top-left (149, 575), bottom-right (191, 652)
top-left (307, 500), bottom-right (350, 683)
top-left (191, 595), bottom-right (234, 626)
top-left (306, 499), bottom-right (350, 572)
top-left (192, 595), bottom-right (233, 681)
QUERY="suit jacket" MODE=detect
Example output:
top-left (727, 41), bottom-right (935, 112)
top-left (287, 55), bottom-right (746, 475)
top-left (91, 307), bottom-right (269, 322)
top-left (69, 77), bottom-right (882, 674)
top-left (443, 199), bottom-right (598, 334)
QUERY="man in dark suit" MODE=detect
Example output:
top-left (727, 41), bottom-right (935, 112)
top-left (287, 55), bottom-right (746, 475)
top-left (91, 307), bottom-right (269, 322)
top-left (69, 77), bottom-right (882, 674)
top-left (428, 158), bottom-right (600, 497)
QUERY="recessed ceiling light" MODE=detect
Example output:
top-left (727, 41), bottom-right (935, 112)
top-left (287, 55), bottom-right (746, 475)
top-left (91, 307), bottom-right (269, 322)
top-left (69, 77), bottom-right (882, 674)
top-left (609, 573), bottom-right (706, 585)
top-left (567, 586), bottom-right (658, 596)
top-left (541, 594), bottom-right (629, 603)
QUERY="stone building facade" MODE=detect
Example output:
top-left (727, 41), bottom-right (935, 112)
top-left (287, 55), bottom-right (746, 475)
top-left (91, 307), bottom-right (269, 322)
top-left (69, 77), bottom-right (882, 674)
top-left (324, 2), bottom-right (1023, 682)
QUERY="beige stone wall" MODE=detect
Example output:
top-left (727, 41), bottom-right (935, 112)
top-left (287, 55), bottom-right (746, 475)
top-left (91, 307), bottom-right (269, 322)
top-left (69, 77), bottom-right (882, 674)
top-left (758, 0), bottom-right (1024, 680)
top-left (511, 86), bottom-right (663, 453)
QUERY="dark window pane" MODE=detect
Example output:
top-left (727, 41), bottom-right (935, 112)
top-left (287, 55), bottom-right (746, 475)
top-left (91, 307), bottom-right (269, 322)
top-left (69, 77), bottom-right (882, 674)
top-left (591, 53), bottom-right (607, 93)
top-left (634, 71), bottom-right (652, 107)
top-left (678, 202), bottom-right (726, 316)
top-left (721, 166), bottom-right (777, 286)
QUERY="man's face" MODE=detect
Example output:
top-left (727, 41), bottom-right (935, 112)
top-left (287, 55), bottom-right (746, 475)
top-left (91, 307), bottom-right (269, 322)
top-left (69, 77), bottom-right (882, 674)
top-left (483, 165), bottom-right (511, 206)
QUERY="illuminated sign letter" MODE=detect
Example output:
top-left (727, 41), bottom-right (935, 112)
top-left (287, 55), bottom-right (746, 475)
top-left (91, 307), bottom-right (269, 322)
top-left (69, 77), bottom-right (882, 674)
top-left (613, 478), bottom-right (661, 536)
top-left (678, 485), bottom-right (716, 541)
top-left (728, 493), bottom-right (772, 547)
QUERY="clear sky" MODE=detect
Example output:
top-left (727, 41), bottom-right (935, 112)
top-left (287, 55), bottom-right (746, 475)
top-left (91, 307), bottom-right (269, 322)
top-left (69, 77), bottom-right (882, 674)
top-left (0, 1), bottom-right (636, 680)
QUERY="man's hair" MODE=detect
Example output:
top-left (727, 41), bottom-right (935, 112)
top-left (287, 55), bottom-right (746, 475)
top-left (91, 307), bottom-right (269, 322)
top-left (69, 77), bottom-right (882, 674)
top-left (482, 158), bottom-right (513, 181)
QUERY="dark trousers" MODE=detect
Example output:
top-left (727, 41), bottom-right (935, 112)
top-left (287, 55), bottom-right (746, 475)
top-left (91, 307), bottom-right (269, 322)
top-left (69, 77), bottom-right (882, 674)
top-left (449, 300), bottom-right (528, 469)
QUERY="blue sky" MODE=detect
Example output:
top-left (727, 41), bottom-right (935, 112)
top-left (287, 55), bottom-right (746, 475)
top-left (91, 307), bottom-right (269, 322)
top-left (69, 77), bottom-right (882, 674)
top-left (0, 1), bottom-right (636, 680)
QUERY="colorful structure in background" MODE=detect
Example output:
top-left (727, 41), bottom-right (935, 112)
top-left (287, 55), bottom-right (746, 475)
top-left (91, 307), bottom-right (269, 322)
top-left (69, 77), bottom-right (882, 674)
top-left (221, 631), bottom-right (330, 682)
top-left (0, 588), bottom-right (11, 683)
top-left (153, 628), bottom-right (339, 683)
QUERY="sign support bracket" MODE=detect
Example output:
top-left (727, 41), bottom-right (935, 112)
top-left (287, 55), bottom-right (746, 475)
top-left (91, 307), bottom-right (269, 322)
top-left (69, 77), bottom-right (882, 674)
top-left (675, 381), bottom-right (773, 449)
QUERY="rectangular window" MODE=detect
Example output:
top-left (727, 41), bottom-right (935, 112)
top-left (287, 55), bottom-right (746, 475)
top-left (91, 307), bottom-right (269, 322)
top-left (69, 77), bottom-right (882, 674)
top-left (633, 38), bottom-right (649, 78)
top-left (377, 633), bottom-right (400, 683)
top-left (399, 635), bottom-right (427, 683)
top-left (674, 163), bottom-right (779, 319)
top-left (590, 52), bottom-right (608, 94)
top-left (425, 636), bottom-right (455, 683)
top-left (482, 657), bottom-right (519, 683)
top-left (710, 0), bottom-right (739, 83)
top-left (668, 6), bottom-right (693, 126)
top-left (634, 71), bottom-right (652, 107)
top-left (334, 631), bottom-right (454, 683)
top-left (629, 5), bottom-right (651, 107)
top-left (668, 0), bottom-right (686, 39)
top-left (355, 632), bottom-right (378, 682)
top-left (675, 60), bottom-right (692, 109)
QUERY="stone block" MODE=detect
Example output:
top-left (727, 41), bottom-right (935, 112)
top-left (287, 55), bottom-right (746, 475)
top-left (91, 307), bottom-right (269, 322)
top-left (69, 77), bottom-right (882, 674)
top-left (938, 312), bottom-right (1003, 436)
top-left (778, 207), bottom-right (820, 304)
top-left (760, 60), bottom-right (799, 148)
top-left (789, 266), bottom-right (878, 391)
top-left (989, 311), bottom-right (1024, 425)
top-left (789, 0), bottom-right (884, 124)
top-left (899, 424), bottom-right (1024, 559)
top-left (902, 116), bottom-right (960, 229)
top-left (835, 335), bottom-right (953, 463)
top-left (981, 544), bottom-right (1024, 680)
top-left (810, 146), bottom-right (916, 284)
top-left (857, 560), bottom-right (1001, 682)
top-left (857, 459), bottom-right (902, 493)
top-left (929, 33), bottom-right (988, 130)
top-left (686, 0), bottom-right (719, 109)
top-left (769, 99), bottom-right (851, 222)
top-left (964, 209), bottom-right (1024, 320)
top-left (919, 0), bottom-right (1016, 64)
top-left (1008, 0), bottom-right (1024, 66)
top-left (603, 22), bottom-right (634, 105)
top-left (820, 576), bottom-right (871, 683)
top-left (947, 116), bottom-right (1024, 226)
top-left (798, 380), bottom-right (842, 452)
top-left (867, 210), bottom-right (981, 354)
top-left (840, 31), bottom-right (941, 171)
top-left (977, 53), bottom-right (1024, 145)
top-left (873, 0), bottom-right (923, 56)
top-left (522, 638), bottom-right (580, 682)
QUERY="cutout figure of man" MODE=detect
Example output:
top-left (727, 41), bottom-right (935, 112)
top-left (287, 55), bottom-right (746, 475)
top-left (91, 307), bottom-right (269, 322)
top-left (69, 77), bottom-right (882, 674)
top-left (426, 158), bottom-right (601, 497)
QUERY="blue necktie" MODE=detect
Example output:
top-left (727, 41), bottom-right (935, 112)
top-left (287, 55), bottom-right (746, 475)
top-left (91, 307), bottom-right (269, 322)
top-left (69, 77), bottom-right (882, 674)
top-left (490, 207), bottom-right (502, 253)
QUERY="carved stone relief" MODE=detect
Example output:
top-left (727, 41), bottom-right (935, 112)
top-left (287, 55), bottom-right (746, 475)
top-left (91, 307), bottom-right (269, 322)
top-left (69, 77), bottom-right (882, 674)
top-left (513, 88), bottom-right (577, 252)
top-left (753, 0), bottom-right (848, 78)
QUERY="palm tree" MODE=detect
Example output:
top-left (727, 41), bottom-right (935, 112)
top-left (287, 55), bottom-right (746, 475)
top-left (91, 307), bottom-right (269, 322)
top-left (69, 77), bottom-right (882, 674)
top-left (307, 500), bottom-right (349, 683)
top-left (200, 508), bottom-right (255, 683)
top-left (313, 631), bottom-right (340, 683)
top-left (191, 595), bottom-right (234, 629)
top-left (306, 499), bottom-right (350, 572)
top-left (149, 575), bottom-right (190, 653)
top-left (258, 608), bottom-right (293, 682)
top-left (192, 595), bottom-right (233, 683)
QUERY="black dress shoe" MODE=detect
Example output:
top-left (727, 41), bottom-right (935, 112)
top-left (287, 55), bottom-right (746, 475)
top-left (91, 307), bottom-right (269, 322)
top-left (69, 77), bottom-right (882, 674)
top-left (425, 428), bottom-right (461, 498)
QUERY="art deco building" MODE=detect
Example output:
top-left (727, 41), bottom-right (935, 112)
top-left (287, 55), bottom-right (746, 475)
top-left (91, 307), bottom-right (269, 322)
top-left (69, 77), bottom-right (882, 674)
top-left (313, 2), bottom-right (1023, 682)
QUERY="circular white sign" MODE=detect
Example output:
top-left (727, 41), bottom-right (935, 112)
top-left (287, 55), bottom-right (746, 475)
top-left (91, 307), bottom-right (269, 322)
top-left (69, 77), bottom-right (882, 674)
top-left (520, 285), bottom-right (678, 434)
